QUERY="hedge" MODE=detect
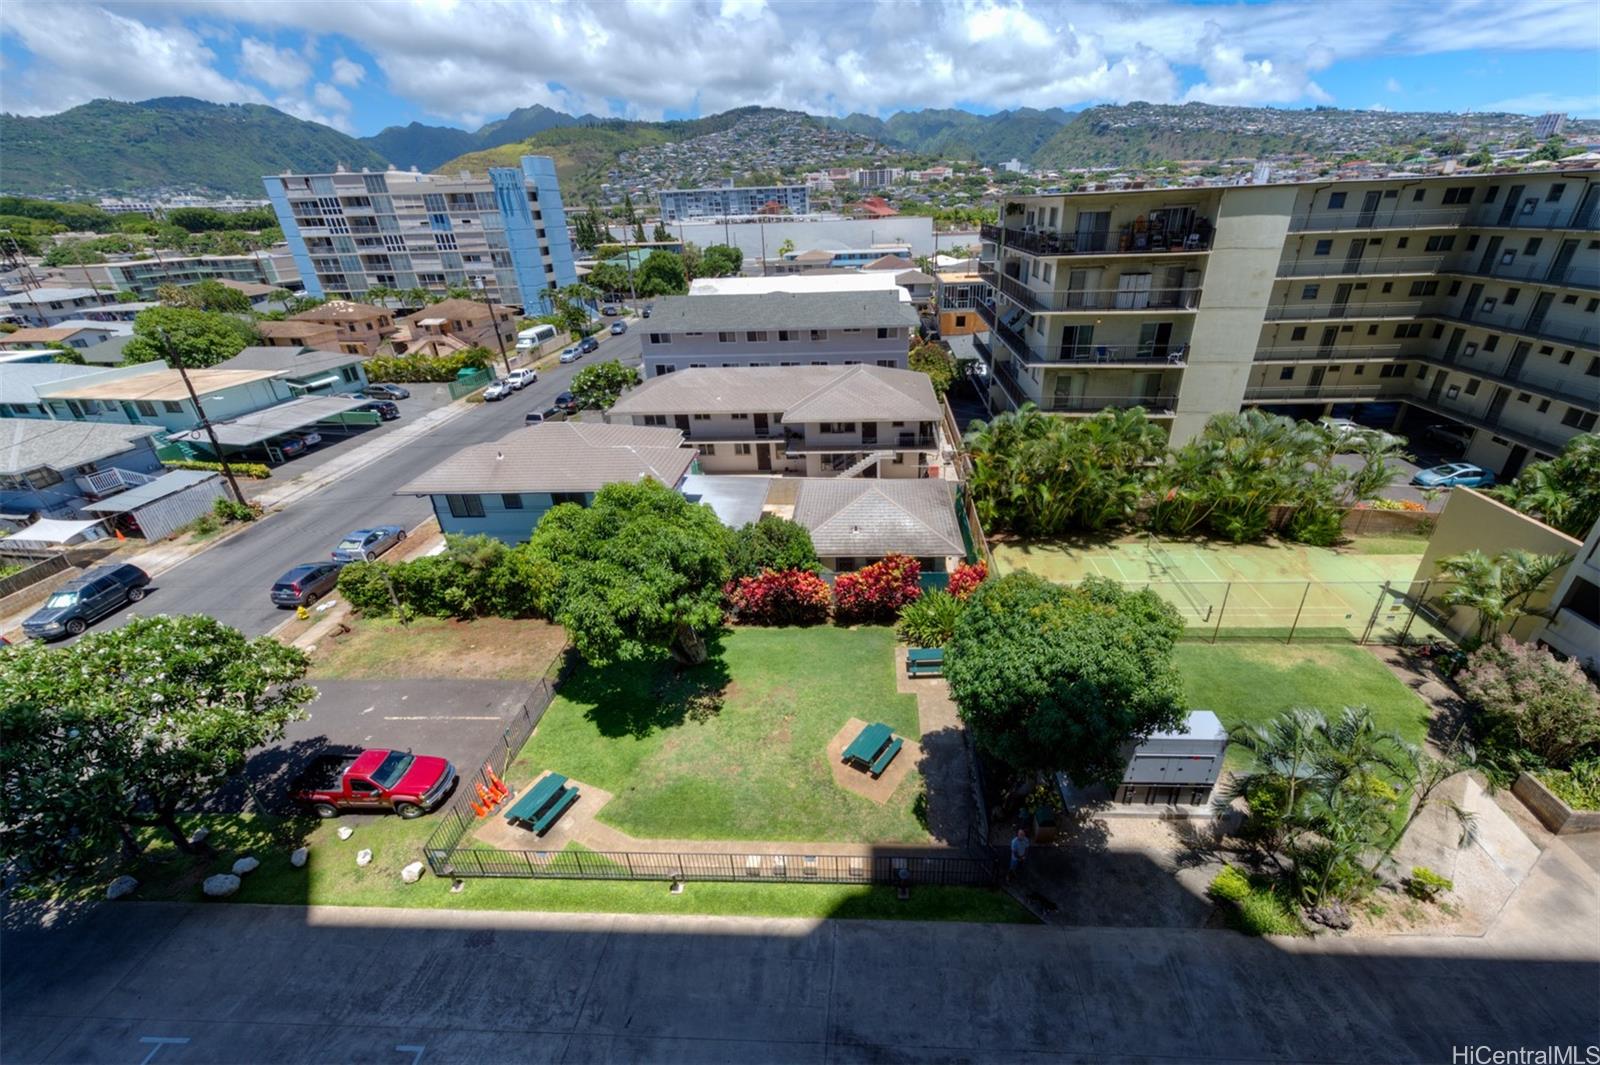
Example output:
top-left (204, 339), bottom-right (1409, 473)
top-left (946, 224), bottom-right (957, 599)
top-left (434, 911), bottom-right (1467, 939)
top-left (364, 350), bottom-right (490, 383)
top-left (163, 459), bottom-right (272, 479)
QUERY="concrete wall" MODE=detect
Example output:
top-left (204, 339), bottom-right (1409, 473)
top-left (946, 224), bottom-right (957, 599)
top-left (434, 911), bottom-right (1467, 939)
top-left (1513, 772), bottom-right (1600, 835)
top-left (1414, 487), bottom-right (1583, 641)
top-left (428, 490), bottom-right (592, 544)
top-left (1173, 184), bottom-right (1299, 443)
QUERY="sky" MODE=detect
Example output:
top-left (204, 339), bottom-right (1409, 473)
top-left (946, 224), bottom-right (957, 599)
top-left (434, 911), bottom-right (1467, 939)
top-left (1, 0), bottom-right (1597, 136)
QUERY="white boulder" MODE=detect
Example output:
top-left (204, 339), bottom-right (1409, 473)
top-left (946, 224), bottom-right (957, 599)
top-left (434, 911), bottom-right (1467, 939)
top-left (400, 861), bottom-right (425, 884)
top-left (290, 847), bottom-right (309, 868)
top-left (356, 849), bottom-right (373, 867)
top-left (337, 826), bottom-right (354, 840)
top-left (232, 856), bottom-right (259, 876)
top-left (202, 874), bottom-right (241, 898)
top-left (190, 827), bottom-right (211, 846)
top-left (105, 875), bottom-right (138, 901)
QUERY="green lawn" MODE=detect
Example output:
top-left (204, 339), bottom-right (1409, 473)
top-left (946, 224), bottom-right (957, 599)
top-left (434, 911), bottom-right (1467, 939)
top-left (1342, 532), bottom-right (1433, 556)
top-left (1174, 643), bottom-right (1432, 768)
top-left (510, 625), bottom-right (927, 843)
top-left (29, 812), bottom-right (1031, 924)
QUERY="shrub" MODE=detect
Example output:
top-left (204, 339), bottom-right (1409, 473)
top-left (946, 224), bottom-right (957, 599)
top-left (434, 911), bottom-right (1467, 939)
top-left (1459, 637), bottom-right (1600, 768)
top-left (1284, 506), bottom-right (1344, 547)
top-left (1404, 866), bottom-right (1454, 902)
top-left (1209, 866), bottom-right (1304, 935)
top-left (1541, 756), bottom-right (1600, 811)
top-left (896, 590), bottom-right (965, 647)
top-left (1208, 865), bottom-right (1252, 903)
top-left (189, 513), bottom-right (219, 536)
top-left (336, 536), bottom-right (558, 620)
top-left (947, 559), bottom-right (988, 599)
top-left (834, 554), bottom-right (921, 623)
top-left (164, 460), bottom-right (272, 479)
top-left (364, 349), bottom-right (489, 383)
top-left (212, 497), bottom-right (256, 523)
top-left (724, 568), bottom-right (831, 625)
top-left (728, 516), bottom-right (820, 578)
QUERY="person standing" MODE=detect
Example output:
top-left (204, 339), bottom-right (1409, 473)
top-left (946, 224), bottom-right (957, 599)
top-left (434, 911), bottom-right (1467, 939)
top-left (1008, 827), bottom-right (1030, 878)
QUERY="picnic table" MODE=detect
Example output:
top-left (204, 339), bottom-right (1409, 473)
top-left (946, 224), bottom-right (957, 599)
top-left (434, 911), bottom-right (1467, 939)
top-left (841, 722), bottom-right (904, 779)
top-left (905, 647), bottom-right (944, 677)
top-left (505, 771), bottom-right (580, 835)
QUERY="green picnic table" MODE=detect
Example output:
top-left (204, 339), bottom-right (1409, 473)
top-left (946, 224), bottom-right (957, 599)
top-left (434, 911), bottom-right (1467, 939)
top-left (841, 723), bottom-right (904, 778)
top-left (505, 772), bottom-right (579, 835)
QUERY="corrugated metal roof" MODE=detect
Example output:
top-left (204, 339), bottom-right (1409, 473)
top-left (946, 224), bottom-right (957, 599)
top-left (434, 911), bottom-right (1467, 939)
top-left (609, 365), bottom-right (937, 422)
top-left (792, 479), bottom-right (964, 559)
top-left (167, 394), bottom-right (369, 446)
top-left (215, 346), bottom-right (367, 375)
top-left (396, 422), bottom-right (696, 495)
top-left (81, 469), bottom-right (218, 513)
top-left (646, 290), bottom-right (918, 333)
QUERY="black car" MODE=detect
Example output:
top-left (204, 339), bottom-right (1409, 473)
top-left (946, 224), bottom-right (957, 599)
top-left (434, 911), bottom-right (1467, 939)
top-left (365, 383), bottom-right (411, 400)
top-left (554, 391), bottom-right (579, 413)
top-left (270, 562), bottom-right (343, 608)
top-left (579, 336), bottom-right (600, 354)
top-left (23, 563), bottom-right (151, 640)
top-left (358, 400), bottom-right (401, 421)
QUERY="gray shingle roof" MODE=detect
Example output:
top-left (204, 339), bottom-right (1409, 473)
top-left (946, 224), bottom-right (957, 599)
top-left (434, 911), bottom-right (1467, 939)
top-left (792, 479), bottom-right (965, 560)
top-left (609, 364), bottom-right (938, 422)
top-left (0, 363), bottom-right (119, 405)
top-left (396, 422), bottom-right (695, 496)
top-left (647, 291), bottom-right (918, 333)
top-left (215, 346), bottom-right (367, 376)
top-left (1, 419), bottom-right (160, 475)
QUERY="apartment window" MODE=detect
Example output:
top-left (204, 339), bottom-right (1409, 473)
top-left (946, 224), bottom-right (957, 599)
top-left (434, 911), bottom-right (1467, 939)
top-left (1504, 288), bottom-right (1520, 306)
top-left (746, 331), bottom-right (767, 342)
top-left (778, 330), bottom-right (793, 341)
top-left (1588, 299), bottom-right (1600, 313)
top-left (1353, 365), bottom-right (1365, 376)
top-left (1408, 281), bottom-right (1438, 297)
top-left (1523, 238), bottom-right (1542, 255)
top-left (877, 359), bottom-right (897, 367)
top-left (1381, 282), bottom-right (1393, 294)
top-left (692, 413), bottom-right (711, 421)
top-left (820, 422), bottom-right (857, 433)
top-left (444, 494), bottom-right (485, 519)
top-left (1379, 364), bottom-right (1404, 379)
top-left (133, 400), bottom-right (157, 417)
top-left (641, 414), bottom-right (667, 427)
top-left (726, 412), bottom-right (749, 421)
top-left (1485, 186), bottom-right (1500, 203)
top-left (1464, 380), bottom-right (1480, 396)
top-left (1517, 393), bottom-right (1532, 403)
top-left (1327, 192), bottom-right (1347, 209)
top-left (1396, 237), bottom-right (1409, 249)
top-left (1278, 367), bottom-right (1294, 380)
top-left (1558, 350), bottom-right (1572, 364)
top-left (1313, 240), bottom-right (1333, 256)
top-left (501, 494), bottom-right (523, 510)
top-left (700, 444), bottom-right (716, 456)
top-left (1484, 335), bottom-right (1500, 352)
top-left (1369, 325), bottom-right (1380, 335)
top-left (876, 327), bottom-right (891, 339)
top-left (810, 329), bottom-right (827, 341)
top-left (649, 333), bottom-right (667, 344)
top-left (1394, 324), bottom-right (1424, 339)
top-left (1562, 408), bottom-right (1598, 431)
top-left (1412, 189), bottom-right (1426, 202)
top-left (1448, 280), bottom-right (1462, 296)
top-left (733, 443), bottom-right (752, 456)
top-left (1589, 358), bottom-right (1599, 377)
top-left (718, 331), bottom-right (736, 342)
top-left (1462, 343), bottom-right (1478, 358)
top-left (1548, 183), bottom-right (1566, 203)
top-left (1301, 285), bottom-right (1320, 300)
top-left (1538, 399), bottom-right (1551, 413)
top-left (1417, 364), bottom-right (1429, 379)
top-left (1424, 236), bottom-right (1455, 252)
top-left (1465, 235), bottom-right (1479, 251)
top-left (1441, 187), bottom-right (1474, 205)
top-left (1291, 326), bottom-right (1308, 341)
top-left (1042, 263), bottom-right (1054, 283)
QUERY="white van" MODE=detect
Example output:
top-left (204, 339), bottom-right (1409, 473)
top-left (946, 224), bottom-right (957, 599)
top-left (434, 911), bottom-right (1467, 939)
top-left (516, 323), bottom-right (558, 351)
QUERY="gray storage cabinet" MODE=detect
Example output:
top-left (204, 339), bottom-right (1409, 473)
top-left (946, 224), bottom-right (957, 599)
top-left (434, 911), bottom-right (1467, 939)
top-left (1117, 710), bottom-right (1229, 806)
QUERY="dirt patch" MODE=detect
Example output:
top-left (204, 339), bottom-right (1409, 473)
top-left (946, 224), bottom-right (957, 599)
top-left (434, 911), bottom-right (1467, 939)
top-left (826, 716), bottom-right (919, 805)
top-left (308, 617), bottom-right (568, 682)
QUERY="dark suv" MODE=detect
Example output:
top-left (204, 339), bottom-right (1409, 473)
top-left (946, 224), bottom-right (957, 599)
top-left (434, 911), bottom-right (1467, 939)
top-left (271, 563), bottom-right (343, 608)
top-left (23, 563), bottom-right (151, 640)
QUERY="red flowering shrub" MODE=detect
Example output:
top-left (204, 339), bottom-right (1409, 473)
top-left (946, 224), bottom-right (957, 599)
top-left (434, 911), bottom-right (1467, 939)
top-left (947, 560), bottom-right (989, 599)
top-left (725, 568), bottom-right (832, 625)
top-left (834, 553), bottom-right (922, 623)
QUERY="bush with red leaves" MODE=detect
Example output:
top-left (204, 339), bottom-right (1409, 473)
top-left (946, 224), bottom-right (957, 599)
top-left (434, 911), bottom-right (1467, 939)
top-left (834, 553), bottom-right (922, 623)
top-left (724, 568), bottom-right (832, 625)
top-left (947, 560), bottom-right (988, 599)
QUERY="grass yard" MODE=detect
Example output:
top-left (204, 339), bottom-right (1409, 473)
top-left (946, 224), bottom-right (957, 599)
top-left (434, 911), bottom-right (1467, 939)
top-left (27, 812), bottom-right (1031, 924)
top-left (1341, 532), bottom-right (1434, 556)
top-left (510, 625), bottom-right (928, 844)
top-left (308, 617), bottom-right (568, 682)
top-left (1174, 643), bottom-right (1431, 769)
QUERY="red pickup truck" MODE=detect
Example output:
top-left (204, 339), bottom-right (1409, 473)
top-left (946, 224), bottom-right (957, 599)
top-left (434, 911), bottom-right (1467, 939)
top-left (292, 748), bottom-right (457, 819)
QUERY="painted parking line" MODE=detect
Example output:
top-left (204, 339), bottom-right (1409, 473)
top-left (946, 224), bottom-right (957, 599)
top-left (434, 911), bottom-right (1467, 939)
top-left (382, 715), bottom-right (503, 721)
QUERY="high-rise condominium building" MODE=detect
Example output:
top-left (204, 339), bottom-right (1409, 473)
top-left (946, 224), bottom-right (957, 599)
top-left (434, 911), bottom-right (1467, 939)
top-left (263, 156), bottom-right (576, 312)
top-left (977, 167), bottom-right (1600, 478)
top-left (656, 185), bottom-right (810, 222)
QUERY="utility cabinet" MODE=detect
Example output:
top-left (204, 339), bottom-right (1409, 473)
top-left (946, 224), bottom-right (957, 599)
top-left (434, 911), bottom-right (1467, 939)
top-left (1116, 710), bottom-right (1229, 806)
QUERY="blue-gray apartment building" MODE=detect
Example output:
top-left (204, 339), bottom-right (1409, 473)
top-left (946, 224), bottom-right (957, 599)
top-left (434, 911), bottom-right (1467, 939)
top-left (264, 156), bottom-right (577, 313)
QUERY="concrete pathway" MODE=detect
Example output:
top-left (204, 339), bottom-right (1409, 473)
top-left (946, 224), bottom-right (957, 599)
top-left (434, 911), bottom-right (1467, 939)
top-left (4, 894), bottom-right (1595, 1064)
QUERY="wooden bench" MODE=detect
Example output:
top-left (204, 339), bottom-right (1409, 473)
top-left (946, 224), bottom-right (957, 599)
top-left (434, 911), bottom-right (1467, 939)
top-left (505, 772), bottom-right (580, 836)
top-left (868, 737), bottom-right (904, 778)
top-left (905, 648), bottom-right (944, 677)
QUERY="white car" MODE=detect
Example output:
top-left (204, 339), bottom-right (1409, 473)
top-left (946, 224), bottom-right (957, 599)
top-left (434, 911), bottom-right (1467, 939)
top-left (481, 379), bottom-right (513, 401)
top-left (506, 368), bottom-right (538, 390)
top-left (558, 346), bottom-right (582, 364)
top-left (1320, 418), bottom-right (1403, 451)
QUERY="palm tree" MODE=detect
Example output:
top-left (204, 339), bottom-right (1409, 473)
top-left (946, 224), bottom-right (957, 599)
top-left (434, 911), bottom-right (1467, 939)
top-left (1212, 707), bottom-right (1325, 850)
top-left (1434, 549), bottom-right (1571, 647)
top-left (1366, 739), bottom-right (1478, 878)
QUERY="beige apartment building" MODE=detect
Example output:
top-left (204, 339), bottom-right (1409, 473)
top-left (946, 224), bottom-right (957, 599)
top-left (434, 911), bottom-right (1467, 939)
top-left (979, 167), bottom-right (1600, 476)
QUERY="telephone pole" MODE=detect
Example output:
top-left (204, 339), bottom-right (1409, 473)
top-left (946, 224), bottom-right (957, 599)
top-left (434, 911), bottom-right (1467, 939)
top-left (471, 277), bottom-right (513, 374)
top-left (158, 329), bottom-right (244, 504)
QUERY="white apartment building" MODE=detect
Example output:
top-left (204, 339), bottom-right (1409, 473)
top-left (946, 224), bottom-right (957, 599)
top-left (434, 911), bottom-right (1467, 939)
top-left (608, 364), bottom-right (943, 478)
top-left (55, 251), bottom-right (301, 299)
top-left (979, 166), bottom-right (1600, 477)
top-left (640, 291), bottom-right (919, 377)
top-left (656, 184), bottom-right (810, 222)
top-left (0, 287), bottom-right (118, 327)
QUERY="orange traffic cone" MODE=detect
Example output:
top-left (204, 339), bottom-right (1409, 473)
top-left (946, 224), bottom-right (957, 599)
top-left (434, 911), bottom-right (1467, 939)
top-left (485, 764), bottom-right (509, 800)
top-left (476, 780), bottom-right (497, 811)
top-left (470, 796), bottom-right (487, 817)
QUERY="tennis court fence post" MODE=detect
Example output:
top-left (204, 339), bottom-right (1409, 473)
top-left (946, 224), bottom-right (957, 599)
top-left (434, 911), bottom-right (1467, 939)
top-left (1211, 582), bottom-right (1231, 643)
top-left (1287, 581), bottom-right (1311, 644)
top-left (1360, 581), bottom-right (1389, 645)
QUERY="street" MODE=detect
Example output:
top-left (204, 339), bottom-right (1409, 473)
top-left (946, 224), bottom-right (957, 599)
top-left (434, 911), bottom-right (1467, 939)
top-left (96, 328), bottom-right (642, 639)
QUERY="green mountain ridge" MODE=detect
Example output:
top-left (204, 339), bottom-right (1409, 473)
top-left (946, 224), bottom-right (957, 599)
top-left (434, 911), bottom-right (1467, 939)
top-left (0, 97), bottom-right (391, 198)
top-left (362, 103), bottom-right (589, 171)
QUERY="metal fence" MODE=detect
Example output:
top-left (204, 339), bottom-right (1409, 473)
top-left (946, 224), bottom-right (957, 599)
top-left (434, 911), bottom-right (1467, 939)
top-left (0, 553), bottom-right (72, 598)
top-left (1122, 576), bottom-right (1462, 645)
top-left (447, 368), bottom-right (493, 400)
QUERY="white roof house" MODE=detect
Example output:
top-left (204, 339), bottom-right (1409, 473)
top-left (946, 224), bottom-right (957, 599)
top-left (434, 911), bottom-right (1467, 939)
top-left (688, 272), bottom-right (912, 302)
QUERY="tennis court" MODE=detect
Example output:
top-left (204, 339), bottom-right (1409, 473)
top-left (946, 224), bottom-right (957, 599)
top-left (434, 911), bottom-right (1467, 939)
top-left (993, 535), bottom-right (1453, 643)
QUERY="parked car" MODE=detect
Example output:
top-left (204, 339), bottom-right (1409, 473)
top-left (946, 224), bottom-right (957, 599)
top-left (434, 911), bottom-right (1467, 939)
top-left (527, 406), bottom-right (567, 424)
top-left (554, 391), bottom-right (579, 413)
top-left (270, 562), bottom-right (343, 608)
top-left (358, 400), bottom-right (401, 421)
top-left (292, 748), bottom-right (456, 819)
top-left (23, 563), bottom-right (151, 640)
top-left (641, 305), bottom-right (652, 318)
top-left (610, 321), bottom-right (627, 335)
top-left (1425, 423), bottom-right (1473, 451)
top-left (1320, 418), bottom-right (1404, 451)
top-left (579, 336), bottom-right (600, 354)
top-left (558, 346), bottom-right (583, 364)
top-left (1412, 463), bottom-right (1495, 488)
top-left (275, 433), bottom-right (319, 458)
top-left (365, 383), bottom-right (411, 400)
top-left (331, 525), bottom-right (408, 563)
top-left (506, 368), bottom-right (539, 390)
top-left (601, 304), bottom-right (619, 316)
top-left (482, 378), bottom-right (514, 401)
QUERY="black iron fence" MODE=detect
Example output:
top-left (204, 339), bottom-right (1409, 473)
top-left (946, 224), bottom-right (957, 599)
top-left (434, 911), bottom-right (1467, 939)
top-left (432, 846), bottom-right (999, 887)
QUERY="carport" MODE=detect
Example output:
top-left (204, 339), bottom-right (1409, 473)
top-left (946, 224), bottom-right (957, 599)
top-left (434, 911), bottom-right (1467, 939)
top-left (82, 469), bottom-right (229, 541)
top-left (167, 395), bottom-right (373, 464)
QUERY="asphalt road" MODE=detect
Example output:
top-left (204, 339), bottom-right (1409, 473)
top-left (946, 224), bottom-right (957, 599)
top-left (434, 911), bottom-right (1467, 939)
top-left (101, 327), bottom-right (643, 639)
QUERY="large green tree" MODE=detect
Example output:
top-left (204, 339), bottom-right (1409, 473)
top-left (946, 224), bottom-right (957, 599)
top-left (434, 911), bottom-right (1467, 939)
top-left (527, 479), bottom-right (730, 666)
top-left (728, 516), bottom-right (821, 578)
top-left (944, 573), bottom-right (1186, 784)
top-left (1491, 434), bottom-right (1600, 538)
top-left (0, 616), bottom-right (313, 881)
top-left (121, 305), bottom-right (260, 367)
top-left (908, 340), bottom-right (958, 398)
top-left (569, 359), bottom-right (640, 410)
top-left (635, 250), bottom-right (689, 297)
top-left (699, 244), bottom-right (743, 278)
top-left (157, 279), bottom-right (251, 314)
top-left (551, 283), bottom-right (598, 340)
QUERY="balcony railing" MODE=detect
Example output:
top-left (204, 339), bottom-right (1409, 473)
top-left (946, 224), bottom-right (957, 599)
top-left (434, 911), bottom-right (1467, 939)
top-left (1431, 310), bottom-right (1600, 350)
top-left (973, 300), bottom-right (1031, 362)
top-left (1288, 207), bottom-right (1470, 232)
top-left (1245, 382), bottom-right (1415, 402)
top-left (991, 277), bottom-right (1202, 313)
top-left (74, 467), bottom-right (158, 498)
top-left (1276, 255), bottom-right (1446, 279)
top-left (1264, 299), bottom-right (1428, 321)
top-left (984, 224), bottom-right (1212, 257)
top-left (979, 222), bottom-right (1003, 243)
top-left (1450, 258), bottom-right (1600, 290)
top-left (1472, 204), bottom-right (1600, 231)
top-left (1045, 344), bottom-right (1189, 367)
top-left (1254, 343), bottom-right (1412, 363)
top-left (992, 359), bottom-right (1177, 414)
top-left (1414, 352), bottom-right (1600, 410)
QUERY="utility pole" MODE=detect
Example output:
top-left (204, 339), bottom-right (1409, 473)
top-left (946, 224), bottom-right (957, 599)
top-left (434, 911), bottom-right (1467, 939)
top-left (471, 277), bottom-right (513, 375)
top-left (158, 329), bottom-right (244, 504)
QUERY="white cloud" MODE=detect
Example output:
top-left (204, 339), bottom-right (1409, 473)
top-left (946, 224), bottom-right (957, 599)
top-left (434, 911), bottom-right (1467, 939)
top-left (330, 56), bottom-right (366, 87)
top-left (1385, 77), bottom-right (1403, 94)
top-left (313, 83), bottom-right (351, 111)
top-left (1182, 22), bottom-right (1331, 106)
top-left (238, 36), bottom-right (312, 91)
top-left (1478, 91), bottom-right (1600, 118)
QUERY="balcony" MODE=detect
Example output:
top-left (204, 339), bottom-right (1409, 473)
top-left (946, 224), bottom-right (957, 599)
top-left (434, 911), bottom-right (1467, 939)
top-left (1288, 207), bottom-right (1470, 233)
top-left (1255, 343), bottom-right (1413, 363)
top-left (1413, 352), bottom-right (1600, 410)
top-left (1244, 382), bottom-right (1414, 403)
top-left (992, 358), bottom-right (1177, 415)
top-left (1264, 299), bottom-right (1427, 322)
top-left (1471, 203), bottom-right (1600, 231)
top-left (74, 467), bottom-right (158, 498)
top-left (1429, 309), bottom-right (1600, 351)
top-left (1276, 255), bottom-right (1446, 279)
top-left (984, 223), bottom-right (1211, 257)
top-left (1541, 607), bottom-right (1600, 671)
top-left (973, 300), bottom-right (1030, 362)
top-left (990, 275), bottom-right (1202, 313)
top-left (976, 298), bottom-right (1188, 367)
top-left (1448, 257), bottom-right (1600, 290)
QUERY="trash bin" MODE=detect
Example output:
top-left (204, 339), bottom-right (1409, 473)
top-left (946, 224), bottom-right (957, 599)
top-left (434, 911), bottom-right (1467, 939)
top-left (1032, 806), bottom-right (1058, 845)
